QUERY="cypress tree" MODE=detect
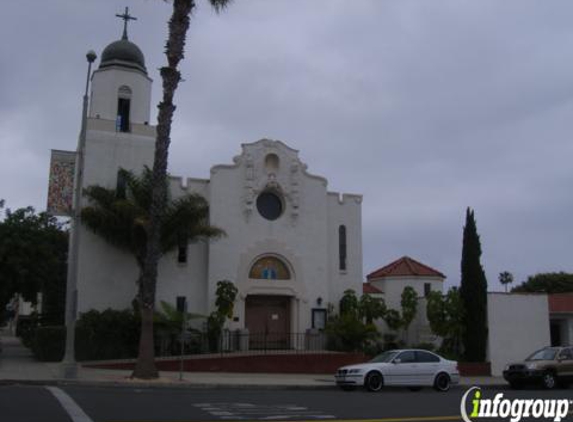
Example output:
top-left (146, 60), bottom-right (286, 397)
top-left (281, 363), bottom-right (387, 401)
top-left (460, 207), bottom-right (488, 362)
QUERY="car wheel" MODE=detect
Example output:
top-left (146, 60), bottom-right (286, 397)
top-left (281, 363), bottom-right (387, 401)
top-left (408, 386), bottom-right (423, 392)
top-left (364, 371), bottom-right (384, 392)
top-left (542, 371), bottom-right (557, 390)
top-left (509, 381), bottom-right (523, 390)
top-left (433, 372), bottom-right (451, 392)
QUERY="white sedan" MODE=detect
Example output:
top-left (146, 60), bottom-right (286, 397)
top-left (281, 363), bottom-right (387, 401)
top-left (335, 349), bottom-right (460, 392)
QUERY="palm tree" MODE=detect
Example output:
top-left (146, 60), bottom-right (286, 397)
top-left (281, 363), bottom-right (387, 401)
top-left (82, 167), bottom-right (224, 378)
top-left (129, 0), bottom-right (233, 379)
top-left (499, 271), bottom-right (514, 293)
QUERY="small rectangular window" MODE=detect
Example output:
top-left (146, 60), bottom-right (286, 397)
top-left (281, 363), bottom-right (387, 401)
top-left (424, 283), bottom-right (431, 297)
top-left (177, 234), bottom-right (187, 264)
top-left (177, 245), bottom-right (187, 263)
top-left (176, 296), bottom-right (186, 313)
top-left (339, 225), bottom-right (347, 271)
top-left (116, 170), bottom-right (126, 199)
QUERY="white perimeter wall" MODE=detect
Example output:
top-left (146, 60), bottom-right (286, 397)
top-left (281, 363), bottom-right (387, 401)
top-left (487, 293), bottom-right (549, 376)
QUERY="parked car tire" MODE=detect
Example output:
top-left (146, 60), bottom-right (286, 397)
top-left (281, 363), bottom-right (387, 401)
top-left (542, 371), bottom-right (557, 390)
top-left (364, 371), bottom-right (384, 392)
top-left (509, 381), bottom-right (523, 390)
top-left (433, 372), bottom-right (451, 392)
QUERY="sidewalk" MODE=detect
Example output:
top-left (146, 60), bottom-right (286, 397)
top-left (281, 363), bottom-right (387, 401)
top-left (0, 329), bottom-right (505, 389)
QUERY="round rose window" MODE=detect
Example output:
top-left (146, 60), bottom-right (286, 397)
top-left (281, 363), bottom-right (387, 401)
top-left (256, 191), bottom-right (283, 221)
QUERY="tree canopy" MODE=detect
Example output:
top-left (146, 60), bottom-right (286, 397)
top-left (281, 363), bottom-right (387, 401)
top-left (82, 167), bottom-right (223, 267)
top-left (512, 272), bottom-right (573, 293)
top-left (326, 289), bottom-right (384, 352)
top-left (426, 287), bottom-right (464, 357)
top-left (0, 203), bottom-right (67, 324)
top-left (459, 207), bottom-right (488, 362)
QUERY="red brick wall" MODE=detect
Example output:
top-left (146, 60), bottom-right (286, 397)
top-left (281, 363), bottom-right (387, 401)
top-left (86, 353), bottom-right (368, 374)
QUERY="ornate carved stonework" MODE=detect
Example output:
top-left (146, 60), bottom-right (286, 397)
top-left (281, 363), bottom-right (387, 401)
top-left (244, 154), bottom-right (255, 220)
top-left (289, 159), bottom-right (300, 224)
top-left (238, 139), bottom-right (315, 226)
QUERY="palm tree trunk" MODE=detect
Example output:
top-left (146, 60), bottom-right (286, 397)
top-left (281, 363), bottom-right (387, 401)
top-left (134, 304), bottom-right (156, 378)
top-left (132, 0), bottom-right (195, 380)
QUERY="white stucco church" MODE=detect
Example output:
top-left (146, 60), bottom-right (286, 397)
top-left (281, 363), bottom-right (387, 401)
top-left (60, 18), bottom-right (363, 340)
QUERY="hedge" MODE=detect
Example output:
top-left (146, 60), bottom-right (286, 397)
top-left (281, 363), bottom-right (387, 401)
top-left (32, 326), bottom-right (66, 362)
top-left (30, 309), bottom-right (140, 362)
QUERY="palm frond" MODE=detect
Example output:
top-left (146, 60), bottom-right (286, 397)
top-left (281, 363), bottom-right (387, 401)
top-left (83, 186), bottom-right (118, 209)
top-left (209, 0), bottom-right (232, 13)
top-left (82, 168), bottom-right (224, 262)
top-left (81, 173), bottom-right (149, 261)
top-left (160, 193), bottom-right (225, 253)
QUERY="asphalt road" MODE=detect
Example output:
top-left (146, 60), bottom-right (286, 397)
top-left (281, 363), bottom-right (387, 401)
top-left (1, 384), bottom-right (572, 422)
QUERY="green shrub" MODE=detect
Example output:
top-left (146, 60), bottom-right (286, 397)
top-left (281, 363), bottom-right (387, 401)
top-left (382, 333), bottom-right (401, 351)
top-left (32, 326), bottom-right (65, 362)
top-left (16, 315), bottom-right (38, 348)
top-left (75, 308), bottom-right (140, 360)
top-left (326, 313), bottom-right (379, 352)
top-left (363, 340), bottom-right (385, 357)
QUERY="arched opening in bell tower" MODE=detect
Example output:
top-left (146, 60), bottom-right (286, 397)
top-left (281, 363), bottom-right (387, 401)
top-left (116, 85), bottom-right (132, 132)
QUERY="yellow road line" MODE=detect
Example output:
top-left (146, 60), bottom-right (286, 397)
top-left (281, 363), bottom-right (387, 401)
top-left (106, 416), bottom-right (462, 422)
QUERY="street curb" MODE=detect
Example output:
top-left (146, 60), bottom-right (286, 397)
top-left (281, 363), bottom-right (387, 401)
top-left (0, 378), bottom-right (508, 390)
top-left (0, 379), bottom-right (337, 390)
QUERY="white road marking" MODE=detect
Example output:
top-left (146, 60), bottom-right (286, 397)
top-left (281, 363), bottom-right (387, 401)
top-left (193, 402), bottom-right (335, 420)
top-left (45, 386), bottom-right (94, 422)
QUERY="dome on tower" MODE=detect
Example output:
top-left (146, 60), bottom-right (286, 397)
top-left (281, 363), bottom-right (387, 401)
top-left (99, 38), bottom-right (146, 74)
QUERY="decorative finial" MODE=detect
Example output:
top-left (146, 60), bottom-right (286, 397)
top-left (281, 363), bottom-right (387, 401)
top-left (115, 7), bottom-right (137, 40)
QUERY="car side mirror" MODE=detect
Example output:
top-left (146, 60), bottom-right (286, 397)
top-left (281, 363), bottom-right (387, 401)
top-left (393, 358), bottom-right (401, 364)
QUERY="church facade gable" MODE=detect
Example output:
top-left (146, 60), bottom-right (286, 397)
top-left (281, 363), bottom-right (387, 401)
top-left (198, 140), bottom-right (362, 334)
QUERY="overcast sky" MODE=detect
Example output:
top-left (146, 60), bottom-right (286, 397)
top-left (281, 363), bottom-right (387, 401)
top-left (1, 0), bottom-right (572, 291)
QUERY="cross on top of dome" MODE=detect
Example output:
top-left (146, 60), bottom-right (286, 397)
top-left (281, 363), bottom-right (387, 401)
top-left (115, 7), bottom-right (137, 40)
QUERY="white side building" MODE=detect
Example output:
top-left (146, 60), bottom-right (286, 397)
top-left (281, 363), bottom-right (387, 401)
top-left (364, 256), bottom-right (445, 345)
top-left (487, 293), bottom-right (550, 376)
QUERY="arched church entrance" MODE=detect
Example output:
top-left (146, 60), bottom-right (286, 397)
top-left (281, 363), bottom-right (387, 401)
top-left (244, 255), bottom-right (293, 349)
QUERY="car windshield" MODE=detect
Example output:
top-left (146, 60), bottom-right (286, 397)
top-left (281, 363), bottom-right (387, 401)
top-left (370, 351), bottom-right (399, 363)
top-left (526, 348), bottom-right (558, 361)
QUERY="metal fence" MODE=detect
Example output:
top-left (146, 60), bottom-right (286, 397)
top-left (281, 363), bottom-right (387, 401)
top-left (155, 330), bottom-right (329, 358)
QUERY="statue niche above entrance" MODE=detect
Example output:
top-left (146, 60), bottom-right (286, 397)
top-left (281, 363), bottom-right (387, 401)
top-left (249, 256), bottom-right (291, 280)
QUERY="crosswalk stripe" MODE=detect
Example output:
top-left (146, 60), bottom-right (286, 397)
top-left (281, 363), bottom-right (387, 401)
top-left (46, 386), bottom-right (94, 422)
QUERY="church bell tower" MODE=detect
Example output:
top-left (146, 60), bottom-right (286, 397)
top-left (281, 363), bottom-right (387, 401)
top-left (76, 9), bottom-right (156, 313)
top-left (89, 8), bottom-right (153, 131)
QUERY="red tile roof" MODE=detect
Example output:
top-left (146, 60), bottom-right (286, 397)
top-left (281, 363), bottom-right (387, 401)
top-left (363, 283), bottom-right (383, 295)
top-left (367, 256), bottom-right (446, 280)
top-left (548, 293), bottom-right (573, 313)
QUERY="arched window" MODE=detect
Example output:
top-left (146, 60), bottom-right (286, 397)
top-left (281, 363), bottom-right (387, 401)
top-left (117, 85), bottom-right (132, 133)
top-left (249, 256), bottom-right (291, 280)
top-left (339, 225), bottom-right (347, 271)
